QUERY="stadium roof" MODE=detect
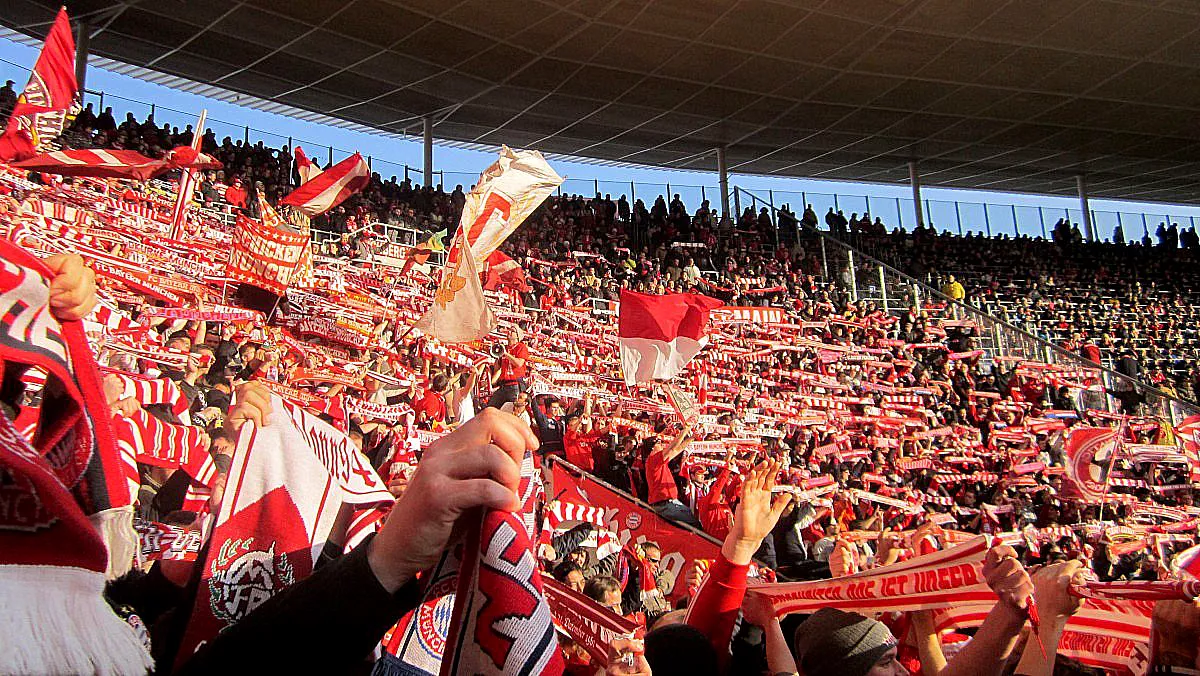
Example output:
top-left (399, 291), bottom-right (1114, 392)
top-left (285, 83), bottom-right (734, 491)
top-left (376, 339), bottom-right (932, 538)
top-left (4, 0), bottom-right (1200, 203)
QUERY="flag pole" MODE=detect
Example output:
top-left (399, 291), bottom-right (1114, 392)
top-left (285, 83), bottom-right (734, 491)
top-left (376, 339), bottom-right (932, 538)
top-left (1097, 416), bottom-right (1129, 522)
top-left (264, 210), bottom-right (308, 324)
top-left (169, 109), bottom-right (206, 240)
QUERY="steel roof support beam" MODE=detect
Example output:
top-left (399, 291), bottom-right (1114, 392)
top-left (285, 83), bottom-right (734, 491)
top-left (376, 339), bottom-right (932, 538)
top-left (74, 20), bottom-right (88, 94)
top-left (423, 116), bottom-right (433, 189)
top-left (717, 146), bottom-right (729, 219)
top-left (909, 161), bottom-right (924, 227)
top-left (1078, 175), bottom-right (1094, 241)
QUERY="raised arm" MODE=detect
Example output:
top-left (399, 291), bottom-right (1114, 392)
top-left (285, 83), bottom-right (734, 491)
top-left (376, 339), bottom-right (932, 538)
top-left (937, 543), bottom-right (1034, 676)
top-left (686, 460), bottom-right (792, 659)
top-left (662, 422), bottom-right (695, 463)
top-left (1012, 560), bottom-right (1084, 676)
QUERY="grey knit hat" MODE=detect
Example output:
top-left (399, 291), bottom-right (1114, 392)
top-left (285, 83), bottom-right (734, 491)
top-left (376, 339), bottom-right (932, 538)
top-left (793, 608), bottom-right (898, 676)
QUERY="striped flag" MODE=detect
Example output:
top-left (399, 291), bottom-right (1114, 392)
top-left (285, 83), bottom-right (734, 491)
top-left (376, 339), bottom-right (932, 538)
top-left (0, 8), bottom-right (78, 161)
top-left (169, 110), bottom-right (208, 239)
top-left (293, 146), bottom-right (323, 184)
top-left (12, 146), bottom-right (220, 180)
top-left (281, 152), bottom-right (370, 216)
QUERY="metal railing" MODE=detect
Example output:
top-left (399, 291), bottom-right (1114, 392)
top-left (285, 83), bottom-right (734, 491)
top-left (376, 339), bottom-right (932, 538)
top-left (737, 187), bottom-right (1200, 425)
top-left (2, 55), bottom-right (1199, 239)
top-left (729, 187), bottom-right (1199, 244)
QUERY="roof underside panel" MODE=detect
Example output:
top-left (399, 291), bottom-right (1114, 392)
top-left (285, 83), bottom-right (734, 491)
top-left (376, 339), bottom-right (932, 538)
top-left (4, 0), bottom-right (1200, 202)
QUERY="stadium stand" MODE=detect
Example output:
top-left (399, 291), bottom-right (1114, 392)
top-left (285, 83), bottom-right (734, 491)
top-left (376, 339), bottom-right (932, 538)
top-left (6, 4), bottom-right (1200, 673)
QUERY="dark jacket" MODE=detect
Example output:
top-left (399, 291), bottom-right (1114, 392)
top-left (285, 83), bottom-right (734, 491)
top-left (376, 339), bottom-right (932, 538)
top-left (531, 398), bottom-right (566, 455)
top-left (176, 536), bottom-right (420, 675)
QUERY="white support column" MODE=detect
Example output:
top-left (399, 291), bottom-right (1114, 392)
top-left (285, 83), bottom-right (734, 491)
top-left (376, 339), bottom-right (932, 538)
top-left (909, 161), bottom-right (924, 227)
top-left (878, 265), bottom-right (889, 313)
top-left (847, 250), bottom-right (858, 302)
top-left (717, 146), bottom-right (730, 218)
top-left (423, 117), bottom-right (433, 188)
top-left (1077, 175), bottom-right (1095, 241)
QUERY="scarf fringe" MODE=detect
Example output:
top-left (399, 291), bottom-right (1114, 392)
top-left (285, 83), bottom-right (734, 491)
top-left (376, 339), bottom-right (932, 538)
top-left (91, 505), bottom-right (138, 580)
top-left (0, 565), bottom-right (153, 675)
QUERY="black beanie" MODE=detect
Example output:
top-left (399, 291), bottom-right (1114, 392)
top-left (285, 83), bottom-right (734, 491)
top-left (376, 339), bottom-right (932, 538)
top-left (645, 623), bottom-right (719, 676)
top-left (793, 607), bottom-right (898, 676)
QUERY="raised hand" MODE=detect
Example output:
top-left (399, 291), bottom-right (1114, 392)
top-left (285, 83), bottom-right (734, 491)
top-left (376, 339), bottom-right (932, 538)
top-left (224, 381), bottom-right (274, 434)
top-left (45, 253), bottom-right (97, 321)
top-left (724, 459), bottom-right (792, 565)
top-left (1031, 559), bottom-right (1085, 620)
top-left (983, 543), bottom-right (1034, 611)
top-left (366, 408), bottom-right (539, 592)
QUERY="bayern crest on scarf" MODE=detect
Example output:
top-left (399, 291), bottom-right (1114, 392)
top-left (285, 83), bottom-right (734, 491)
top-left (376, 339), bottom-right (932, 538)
top-left (174, 395), bottom-right (394, 666)
top-left (379, 450), bottom-right (562, 676)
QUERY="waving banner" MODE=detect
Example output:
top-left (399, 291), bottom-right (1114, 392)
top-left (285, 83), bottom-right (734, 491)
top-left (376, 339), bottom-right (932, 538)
top-left (227, 215), bottom-right (309, 294)
top-left (449, 145), bottom-right (563, 268)
top-left (1063, 427), bottom-right (1120, 502)
top-left (0, 8), bottom-right (77, 161)
top-left (550, 458), bottom-right (721, 598)
top-left (746, 536), bottom-right (994, 616)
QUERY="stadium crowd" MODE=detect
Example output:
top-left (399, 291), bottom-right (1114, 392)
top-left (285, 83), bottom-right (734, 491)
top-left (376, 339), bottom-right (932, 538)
top-left (3, 105), bottom-right (1200, 676)
top-left (844, 224), bottom-right (1200, 405)
top-left (47, 107), bottom-right (1200, 405)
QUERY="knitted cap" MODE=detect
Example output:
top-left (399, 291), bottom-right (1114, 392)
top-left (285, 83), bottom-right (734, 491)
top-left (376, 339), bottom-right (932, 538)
top-left (793, 608), bottom-right (898, 676)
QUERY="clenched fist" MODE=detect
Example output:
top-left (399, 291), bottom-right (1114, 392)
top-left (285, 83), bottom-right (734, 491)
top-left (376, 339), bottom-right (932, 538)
top-left (366, 408), bottom-right (538, 593)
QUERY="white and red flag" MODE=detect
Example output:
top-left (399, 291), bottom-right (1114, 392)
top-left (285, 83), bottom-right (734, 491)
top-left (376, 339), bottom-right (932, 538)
top-left (293, 145), bottom-right (324, 184)
top-left (483, 250), bottom-right (530, 292)
top-left (1062, 427), bottom-right (1120, 502)
top-left (11, 145), bottom-right (220, 180)
top-left (0, 7), bottom-right (78, 162)
top-left (174, 396), bottom-right (393, 664)
top-left (281, 152), bottom-right (370, 216)
top-left (619, 289), bottom-right (723, 386)
top-left (447, 146), bottom-right (563, 268)
top-left (414, 230), bottom-right (496, 343)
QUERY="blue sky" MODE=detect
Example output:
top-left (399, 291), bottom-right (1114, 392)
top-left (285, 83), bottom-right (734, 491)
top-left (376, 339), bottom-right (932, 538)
top-left (2, 34), bottom-right (1199, 242)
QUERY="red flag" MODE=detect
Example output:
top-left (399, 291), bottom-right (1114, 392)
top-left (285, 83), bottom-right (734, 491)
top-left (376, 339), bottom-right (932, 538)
top-left (293, 146), bottom-right (323, 184)
top-left (1062, 427), bottom-right (1119, 502)
top-left (0, 8), bottom-right (78, 161)
top-left (11, 146), bottom-right (220, 180)
top-left (618, 289), bottom-right (722, 386)
top-left (226, 215), bottom-right (309, 294)
top-left (483, 250), bottom-right (530, 292)
top-left (280, 152), bottom-right (370, 216)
